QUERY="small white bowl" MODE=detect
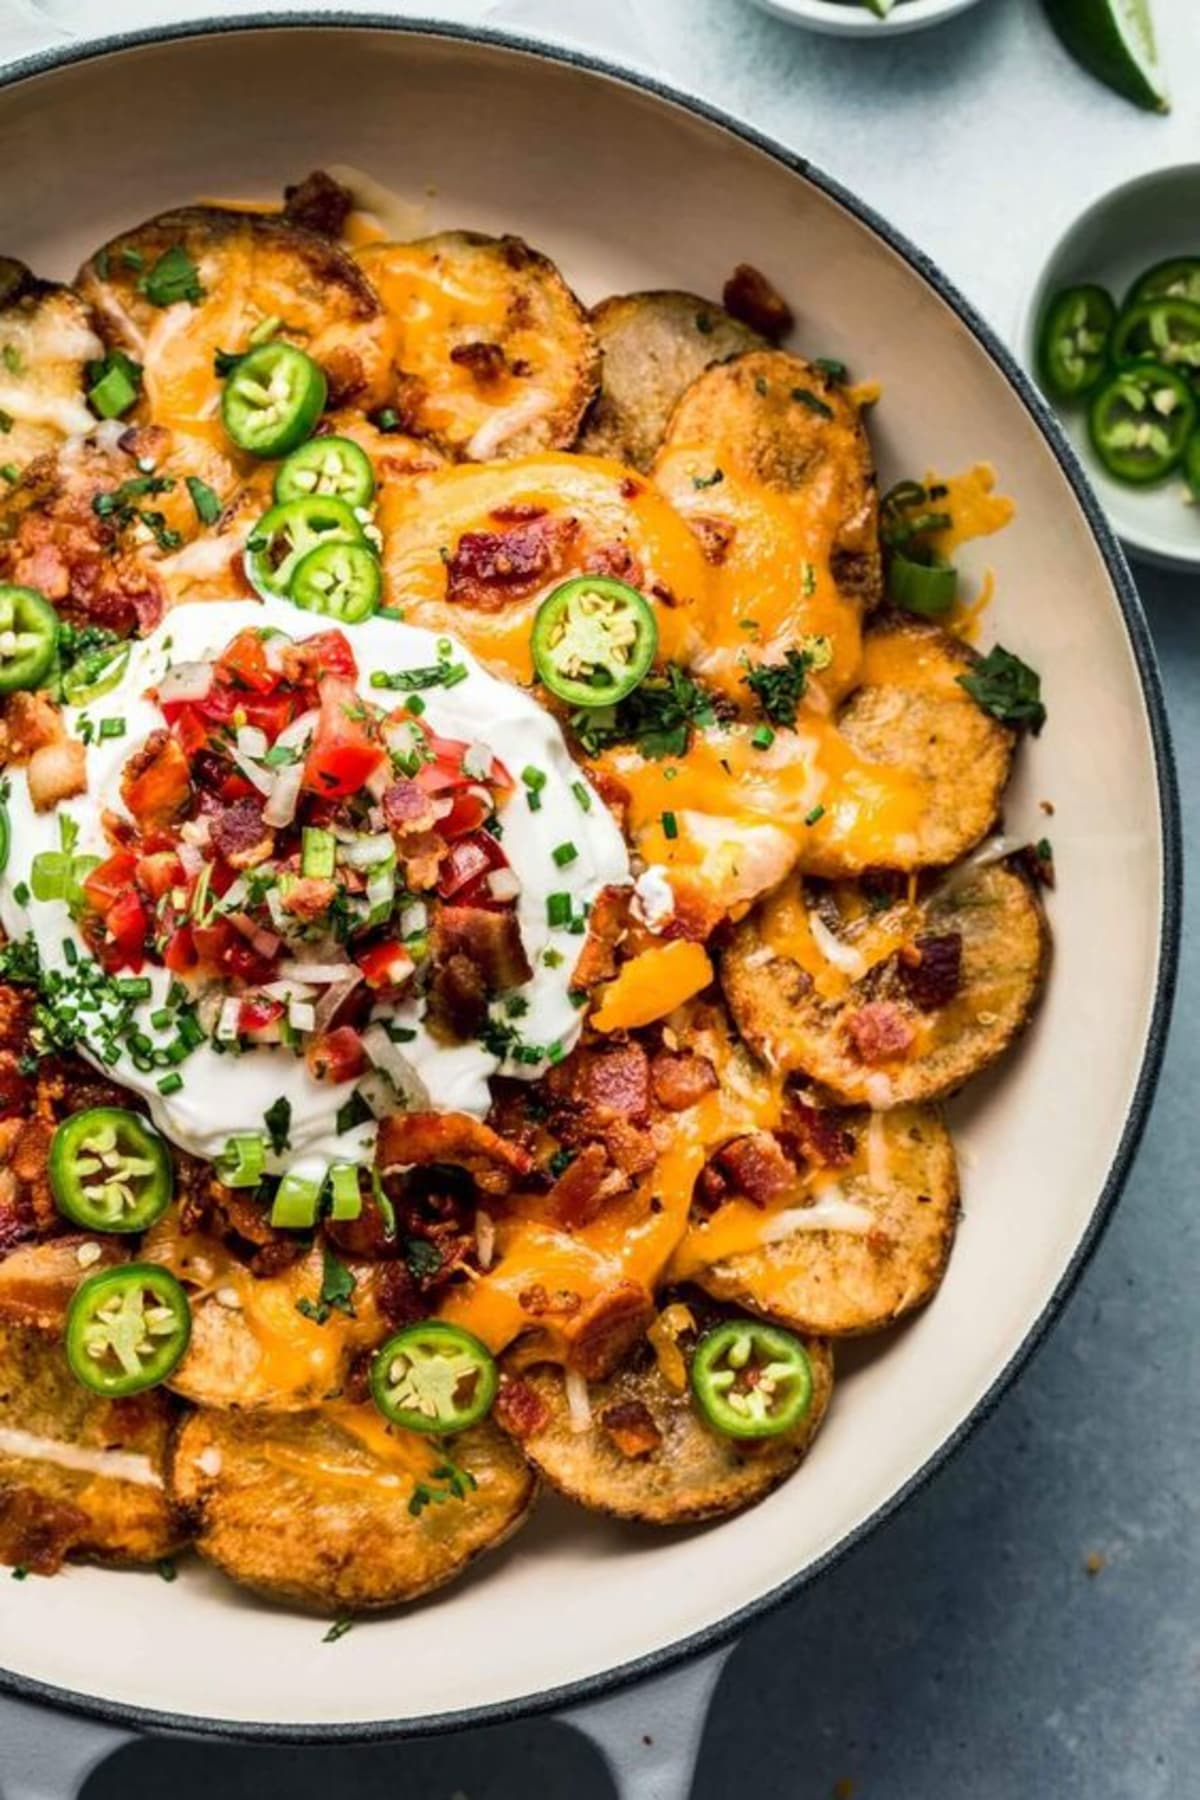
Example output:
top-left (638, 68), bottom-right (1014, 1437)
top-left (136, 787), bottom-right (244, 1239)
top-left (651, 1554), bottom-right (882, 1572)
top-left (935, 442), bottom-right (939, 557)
top-left (746, 0), bottom-right (991, 39)
top-left (1019, 163), bottom-right (1200, 572)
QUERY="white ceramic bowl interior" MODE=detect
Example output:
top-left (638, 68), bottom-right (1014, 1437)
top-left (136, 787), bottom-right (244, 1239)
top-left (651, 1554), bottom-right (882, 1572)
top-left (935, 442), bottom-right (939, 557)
top-left (1019, 163), bottom-right (1200, 572)
top-left (745, 0), bottom-right (990, 40)
top-left (0, 21), bottom-right (1175, 1737)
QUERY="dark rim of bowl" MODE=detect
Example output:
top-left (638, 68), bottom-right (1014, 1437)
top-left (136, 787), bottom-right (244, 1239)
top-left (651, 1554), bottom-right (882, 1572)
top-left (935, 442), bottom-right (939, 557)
top-left (0, 10), bottom-right (1182, 1750)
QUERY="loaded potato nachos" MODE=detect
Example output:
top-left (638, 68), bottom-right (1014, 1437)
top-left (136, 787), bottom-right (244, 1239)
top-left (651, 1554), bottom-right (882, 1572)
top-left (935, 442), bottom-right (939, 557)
top-left (0, 171), bottom-right (1051, 1613)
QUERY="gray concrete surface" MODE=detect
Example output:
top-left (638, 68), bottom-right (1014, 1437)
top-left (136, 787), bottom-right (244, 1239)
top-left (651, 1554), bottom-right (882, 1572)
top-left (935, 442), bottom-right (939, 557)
top-left (3, 0), bottom-right (1198, 1793)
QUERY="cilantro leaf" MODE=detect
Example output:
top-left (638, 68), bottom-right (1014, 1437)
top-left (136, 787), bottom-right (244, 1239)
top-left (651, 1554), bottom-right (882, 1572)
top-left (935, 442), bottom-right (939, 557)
top-left (571, 663), bottom-right (719, 761)
top-left (957, 646), bottom-right (1046, 734)
top-left (138, 244), bottom-right (205, 308)
top-left (742, 648), bottom-right (813, 728)
top-left (264, 1095), bottom-right (292, 1154)
top-left (185, 476), bottom-right (221, 526)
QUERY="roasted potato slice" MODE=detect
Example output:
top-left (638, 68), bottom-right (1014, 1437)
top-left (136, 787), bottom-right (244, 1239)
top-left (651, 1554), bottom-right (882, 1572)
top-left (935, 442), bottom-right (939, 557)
top-left (0, 1307), bottom-right (183, 1573)
top-left (809, 611), bottom-right (1020, 879)
top-left (170, 1403), bottom-right (536, 1611)
top-left (577, 290), bottom-right (762, 471)
top-left (76, 206), bottom-right (392, 506)
top-left (676, 1106), bottom-right (960, 1335)
top-left (652, 348), bottom-right (881, 706)
top-left (357, 231), bottom-right (598, 459)
top-left (723, 856), bottom-right (1048, 1107)
top-left (0, 259), bottom-right (103, 474)
top-left (505, 1325), bottom-right (832, 1525)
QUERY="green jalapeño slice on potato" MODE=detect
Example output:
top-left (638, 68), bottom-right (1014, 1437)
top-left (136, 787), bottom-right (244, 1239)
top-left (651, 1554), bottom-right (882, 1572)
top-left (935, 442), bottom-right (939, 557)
top-left (222, 341), bottom-right (327, 458)
top-left (690, 1319), bottom-right (814, 1440)
top-left (531, 575), bottom-right (657, 707)
top-left (371, 1321), bottom-right (499, 1434)
top-left (50, 1106), bottom-right (174, 1233)
top-left (290, 538), bottom-right (382, 623)
top-left (274, 435), bottom-right (376, 509)
top-left (65, 1265), bottom-right (191, 1397)
top-left (244, 495), bottom-right (367, 602)
top-left (0, 584), bottom-right (60, 693)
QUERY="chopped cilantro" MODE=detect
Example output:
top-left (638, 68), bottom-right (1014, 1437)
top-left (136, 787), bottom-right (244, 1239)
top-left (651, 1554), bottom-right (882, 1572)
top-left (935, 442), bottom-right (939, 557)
top-left (264, 1095), bottom-right (292, 1154)
top-left (958, 646), bottom-right (1046, 733)
top-left (185, 476), bottom-right (221, 525)
top-left (742, 648), bottom-right (814, 728)
top-left (138, 243), bottom-right (205, 308)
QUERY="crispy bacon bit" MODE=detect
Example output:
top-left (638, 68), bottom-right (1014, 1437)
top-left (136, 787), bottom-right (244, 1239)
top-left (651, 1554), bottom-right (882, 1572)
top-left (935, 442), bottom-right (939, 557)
top-left (426, 952), bottom-right (489, 1041)
top-left (549, 1143), bottom-right (628, 1230)
top-left (374, 1261), bottom-right (424, 1328)
top-left (689, 515), bottom-right (736, 566)
top-left (712, 1133), bottom-right (799, 1207)
top-left (435, 906), bottom-right (533, 993)
top-left (376, 1110), bottom-right (532, 1196)
top-left (722, 262), bottom-right (794, 341)
top-left (899, 932), bottom-right (963, 1011)
top-left (120, 729), bottom-right (191, 830)
top-left (846, 1001), bottom-right (916, 1065)
top-left (569, 1283), bottom-right (654, 1381)
top-left (444, 514), bottom-right (578, 612)
top-left (1, 691), bottom-right (62, 762)
top-left (27, 737), bottom-right (86, 814)
top-left (280, 876), bottom-right (337, 921)
top-left (449, 340), bottom-right (510, 386)
top-left (209, 796), bottom-right (273, 869)
top-left (578, 1043), bottom-right (651, 1124)
top-left (0, 1484), bottom-right (90, 1576)
top-left (494, 1375), bottom-right (552, 1441)
top-left (782, 1099), bottom-right (855, 1169)
top-left (650, 1052), bottom-right (718, 1113)
top-left (283, 168), bottom-right (354, 237)
top-left (619, 477), bottom-right (642, 501)
top-left (599, 1399), bottom-right (662, 1460)
top-left (585, 543), bottom-right (645, 588)
top-left (570, 885), bottom-right (630, 992)
top-left (382, 778), bottom-right (438, 834)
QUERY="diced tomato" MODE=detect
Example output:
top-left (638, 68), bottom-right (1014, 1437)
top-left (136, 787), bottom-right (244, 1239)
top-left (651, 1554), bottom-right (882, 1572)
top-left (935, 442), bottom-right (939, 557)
top-left (356, 941), bottom-right (415, 991)
top-left (238, 996), bottom-right (285, 1034)
top-left (438, 831), bottom-right (504, 899)
top-left (82, 851), bottom-right (138, 918)
top-left (162, 924), bottom-right (198, 974)
top-left (123, 736), bottom-right (192, 830)
top-left (238, 690), bottom-right (295, 740)
top-left (438, 787), bottom-right (490, 838)
top-left (303, 679), bottom-right (385, 799)
top-left (288, 630), bottom-right (358, 684)
top-left (217, 771), bottom-right (257, 803)
top-left (218, 630), bottom-right (276, 693)
top-left (306, 1024), bottom-right (366, 1084)
top-left (169, 705), bottom-right (210, 757)
top-left (103, 890), bottom-right (150, 971)
top-left (413, 730), bottom-right (472, 795)
top-left (135, 851), bottom-right (184, 901)
top-left (191, 920), bottom-right (275, 985)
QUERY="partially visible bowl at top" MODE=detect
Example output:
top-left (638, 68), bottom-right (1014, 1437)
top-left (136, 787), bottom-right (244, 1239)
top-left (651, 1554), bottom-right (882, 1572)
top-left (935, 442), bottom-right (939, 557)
top-left (1019, 162), bottom-right (1200, 572)
top-left (745, 0), bottom-right (991, 38)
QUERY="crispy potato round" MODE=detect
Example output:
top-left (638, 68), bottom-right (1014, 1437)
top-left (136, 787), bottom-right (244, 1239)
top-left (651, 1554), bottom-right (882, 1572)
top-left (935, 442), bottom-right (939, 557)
top-left (507, 1330), bottom-right (833, 1525)
top-left (0, 259), bottom-right (103, 473)
top-left (0, 1312), bottom-right (183, 1572)
top-left (724, 858), bottom-right (1048, 1106)
top-left (170, 1404), bottom-right (536, 1611)
top-left (577, 290), bottom-right (763, 471)
top-left (357, 231), bottom-right (598, 459)
top-left (76, 206), bottom-right (392, 507)
top-left (811, 611), bottom-right (1019, 878)
top-left (688, 1106), bottom-right (960, 1335)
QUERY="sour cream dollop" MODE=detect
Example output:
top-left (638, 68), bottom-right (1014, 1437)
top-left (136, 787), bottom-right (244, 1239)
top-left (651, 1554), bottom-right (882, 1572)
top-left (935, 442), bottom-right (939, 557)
top-left (0, 599), bottom-right (629, 1178)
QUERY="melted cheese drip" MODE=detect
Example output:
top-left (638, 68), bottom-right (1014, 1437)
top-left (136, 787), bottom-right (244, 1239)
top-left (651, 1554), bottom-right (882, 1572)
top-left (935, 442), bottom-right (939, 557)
top-left (378, 452), bottom-right (710, 682)
top-left (439, 1010), bottom-right (786, 1355)
top-left (925, 463), bottom-right (1014, 556)
top-left (653, 443), bottom-right (863, 706)
top-left (756, 881), bottom-right (909, 1003)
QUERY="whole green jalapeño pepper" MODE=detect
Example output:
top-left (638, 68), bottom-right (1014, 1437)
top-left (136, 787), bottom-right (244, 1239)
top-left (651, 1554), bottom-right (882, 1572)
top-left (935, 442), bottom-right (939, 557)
top-left (65, 1264), bottom-right (191, 1397)
top-left (49, 1106), bottom-right (174, 1233)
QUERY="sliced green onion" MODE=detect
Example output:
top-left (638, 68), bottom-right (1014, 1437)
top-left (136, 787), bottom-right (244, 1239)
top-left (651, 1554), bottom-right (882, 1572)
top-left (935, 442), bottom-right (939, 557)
top-left (301, 827), bottom-right (336, 879)
top-left (217, 1134), bottom-right (267, 1189)
top-left (662, 810), bottom-right (679, 840)
top-left (552, 841), bottom-right (578, 868)
top-left (546, 892), bottom-right (572, 927)
top-left (328, 1163), bottom-right (363, 1222)
top-left (271, 1166), bottom-right (325, 1229)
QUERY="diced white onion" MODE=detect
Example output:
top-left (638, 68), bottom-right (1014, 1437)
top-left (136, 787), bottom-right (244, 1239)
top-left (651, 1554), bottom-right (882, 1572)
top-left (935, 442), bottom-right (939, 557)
top-left (462, 743), bottom-right (493, 781)
top-left (487, 868), bottom-right (521, 902)
top-left (864, 1072), bottom-right (895, 1109)
top-left (399, 901), bottom-right (428, 937)
top-left (937, 835), bottom-right (1015, 898)
top-left (564, 1368), bottom-right (592, 1435)
top-left (474, 1209), bottom-right (496, 1271)
top-left (158, 660), bottom-right (213, 705)
top-left (263, 760), bottom-right (304, 828)
top-left (176, 841), bottom-right (205, 878)
top-left (274, 707), bottom-right (320, 753)
top-left (313, 970), bottom-right (364, 1033)
top-left (216, 996), bottom-right (242, 1041)
top-left (228, 913), bottom-right (281, 960)
top-left (340, 833), bottom-right (394, 869)
top-left (235, 724), bottom-right (268, 761)
top-left (357, 1070), bottom-right (396, 1120)
top-left (228, 744), bottom-right (274, 796)
top-left (362, 1022), bottom-right (431, 1112)
top-left (278, 959), bottom-right (353, 984)
top-left (808, 912), bottom-right (867, 978)
top-left (262, 979), bottom-right (317, 1003)
top-left (365, 761), bottom-right (391, 801)
top-left (288, 1000), bottom-right (316, 1032)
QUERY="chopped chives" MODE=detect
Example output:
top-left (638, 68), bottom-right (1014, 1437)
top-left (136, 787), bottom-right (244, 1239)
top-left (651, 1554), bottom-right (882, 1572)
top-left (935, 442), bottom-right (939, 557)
top-left (805, 804), bottom-right (826, 826)
top-left (150, 1007), bottom-right (172, 1030)
top-left (115, 977), bottom-right (152, 999)
top-left (157, 1071), bottom-right (183, 1095)
top-left (570, 780), bottom-right (592, 812)
top-left (546, 892), bottom-right (572, 927)
top-left (98, 717), bottom-right (125, 740)
top-left (751, 725), bottom-right (775, 749)
top-left (63, 939), bottom-right (78, 966)
top-left (662, 811), bottom-right (679, 840)
top-left (521, 765), bottom-right (547, 791)
top-left (552, 841), bottom-right (578, 868)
